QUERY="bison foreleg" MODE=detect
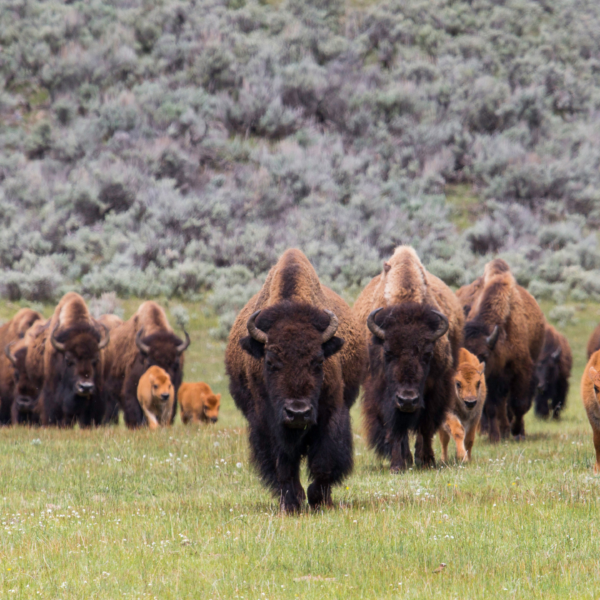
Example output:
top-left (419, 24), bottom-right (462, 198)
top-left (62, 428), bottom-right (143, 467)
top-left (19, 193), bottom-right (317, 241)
top-left (552, 377), bottom-right (569, 420)
top-left (415, 432), bottom-right (436, 468)
top-left (509, 367), bottom-right (534, 439)
top-left (390, 433), bottom-right (412, 472)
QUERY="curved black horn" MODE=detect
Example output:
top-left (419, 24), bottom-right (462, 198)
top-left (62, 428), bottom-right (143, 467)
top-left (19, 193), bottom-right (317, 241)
top-left (430, 310), bottom-right (449, 341)
top-left (247, 310), bottom-right (268, 344)
top-left (135, 328), bottom-right (150, 355)
top-left (486, 325), bottom-right (499, 349)
top-left (50, 321), bottom-right (66, 353)
top-left (322, 310), bottom-right (339, 343)
top-left (5, 341), bottom-right (17, 366)
top-left (367, 308), bottom-right (386, 341)
top-left (176, 329), bottom-right (191, 354)
top-left (98, 322), bottom-right (110, 350)
top-left (551, 346), bottom-right (562, 360)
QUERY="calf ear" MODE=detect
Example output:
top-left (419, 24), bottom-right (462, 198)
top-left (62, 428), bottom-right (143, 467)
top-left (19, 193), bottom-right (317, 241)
top-left (478, 361), bottom-right (485, 375)
top-left (240, 336), bottom-right (265, 359)
top-left (323, 336), bottom-right (344, 358)
top-left (590, 366), bottom-right (599, 382)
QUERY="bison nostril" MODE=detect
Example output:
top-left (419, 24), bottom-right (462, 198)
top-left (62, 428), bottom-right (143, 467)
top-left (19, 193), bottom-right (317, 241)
top-left (210, 417), bottom-right (218, 424)
top-left (396, 391), bottom-right (418, 403)
top-left (78, 382), bottom-right (94, 393)
top-left (285, 406), bottom-right (311, 419)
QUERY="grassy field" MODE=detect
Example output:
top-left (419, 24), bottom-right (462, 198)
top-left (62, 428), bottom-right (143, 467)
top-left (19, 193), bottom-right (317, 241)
top-left (0, 299), bottom-right (600, 599)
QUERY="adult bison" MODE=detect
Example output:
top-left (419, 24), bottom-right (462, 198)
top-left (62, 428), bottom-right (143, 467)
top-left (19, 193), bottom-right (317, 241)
top-left (5, 319), bottom-right (48, 425)
top-left (587, 324), bottom-right (600, 360)
top-left (0, 308), bottom-right (43, 424)
top-left (43, 293), bottom-right (109, 427)
top-left (461, 259), bottom-right (545, 441)
top-left (534, 324), bottom-right (572, 420)
top-left (354, 246), bottom-right (463, 471)
top-left (103, 302), bottom-right (189, 428)
top-left (225, 249), bottom-right (366, 511)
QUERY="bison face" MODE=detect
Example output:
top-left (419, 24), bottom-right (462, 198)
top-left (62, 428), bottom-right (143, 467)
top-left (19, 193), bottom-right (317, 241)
top-left (239, 302), bottom-right (344, 430)
top-left (463, 321), bottom-right (501, 374)
top-left (535, 346), bottom-right (561, 394)
top-left (6, 344), bottom-right (39, 409)
top-left (367, 304), bottom-right (449, 414)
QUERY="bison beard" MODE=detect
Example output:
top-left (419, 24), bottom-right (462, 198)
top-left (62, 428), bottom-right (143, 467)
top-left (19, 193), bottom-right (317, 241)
top-left (229, 302), bottom-right (352, 512)
top-left (362, 303), bottom-right (451, 471)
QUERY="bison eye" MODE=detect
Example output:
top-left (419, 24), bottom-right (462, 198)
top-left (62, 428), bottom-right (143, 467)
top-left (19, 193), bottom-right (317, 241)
top-left (265, 359), bottom-right (280, 372)
top-left (422, 351), bottom-right (433, 363)
top-left (384, 350), bottom-right (394, 362)
top-left (456, 381), bottom-right (462, 390)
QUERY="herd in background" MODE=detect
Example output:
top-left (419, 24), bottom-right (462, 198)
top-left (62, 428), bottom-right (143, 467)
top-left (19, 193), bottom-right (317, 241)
top-left (0, 293), bottom-right (221, 429)
top-left (225, 247), bottom-right (600, 512)
top-left (2, 246), bottom-right (600, 512)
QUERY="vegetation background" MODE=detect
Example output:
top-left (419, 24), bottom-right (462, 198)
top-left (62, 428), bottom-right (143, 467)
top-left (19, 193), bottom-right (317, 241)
top-left (2, 0), bottom-right (600, 597)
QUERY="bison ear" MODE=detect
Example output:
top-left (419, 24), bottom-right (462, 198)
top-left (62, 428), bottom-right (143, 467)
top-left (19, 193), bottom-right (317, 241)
top-left (216, 394), bottom-right (221, 401)
top-left (240, 336), bottom-right (265, 359)
top-left (590, 366), bottom-right (599, 382)
top-left (478, 361), bottom-right (486, 375)
top-left (383, 262), bottom-right (391, 273)
top-left (323, 336), bottom-right (344, 358)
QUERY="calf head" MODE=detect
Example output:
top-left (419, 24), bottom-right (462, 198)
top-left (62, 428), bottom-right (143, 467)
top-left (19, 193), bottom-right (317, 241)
top-left (367, 303), bottom-right (449, 413)
top-left (202, 392), bottom-right (221, 424)
top-left (147, 367), bottom-right (174, 405)
top-left (51, 322), bottom-right (109, 399)
top-left (535, 346), bottom-right (561, 395)
top-left (135, 328), bottom-right (190, 386)
top-left (463, 321), bottom-right (501, 374)
top-left (240, 301), bottom-right (344, 430)
top-left (455, 359), bottom-right (485, 411)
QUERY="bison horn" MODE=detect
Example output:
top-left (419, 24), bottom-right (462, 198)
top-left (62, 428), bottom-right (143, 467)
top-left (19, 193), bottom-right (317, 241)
top-left (176, 329), bottom-right (191, 354)
top-left (135, 328), bottom-right (151, 355)
top-left (5, 341), bottom-right (17, 366)
top-left (551, 346), bottom-right (562, 360)
top-left (430, 310), bottom-right (450, 341)
top-left (486, 325), bottom-right (500, 349)
top-left (322, 310), bottom-right (339, 343)
top-left (98, 323), bottom-right (110, 350)
top-left (247, 310), bottom-right (268, 344)
top-left (50, 322), bottom-right (66, 353)
top-left (367, 308), bottom-right (386, 341)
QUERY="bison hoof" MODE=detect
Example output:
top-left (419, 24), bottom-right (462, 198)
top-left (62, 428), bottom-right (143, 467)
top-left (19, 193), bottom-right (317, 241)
top-left (513, 433), bottom-right (526, 442)
top-left (307, 482), bottom-right (333, 509)
top-left (390, 463), bottom-right (406, 473)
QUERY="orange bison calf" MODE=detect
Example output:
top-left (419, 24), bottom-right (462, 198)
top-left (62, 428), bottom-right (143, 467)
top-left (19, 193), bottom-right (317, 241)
top-left (178, 382), bottom-right (221, 424)
top-left (582, 350), bottom-right (600, 474)
top-left (439, 349), bottom-right (486, 463)
top-left (137, 366), bottom-right (174, 430)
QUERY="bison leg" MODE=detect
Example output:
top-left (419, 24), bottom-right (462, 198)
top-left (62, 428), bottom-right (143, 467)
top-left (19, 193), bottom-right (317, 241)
top-left (277, 456), bottom-right (305, 513)
top-left (594, 428), bottom-right (600, 475)
top-left (439, 425), bottom-right (451, 463)
top-left (306, 407), bottom-right (353, 507)
top-left (390, 433), bottom-right (412, 472)
top-left (509, 367), bottom-right (534, 440)
top-left (483, 375), bottom-right (509, 443)
top-left (415, 433), bottom-right (436, 468)
top-left (534, 391), bottom-right (550, 419)
top-left (552, 377), bottom-right (569, 420)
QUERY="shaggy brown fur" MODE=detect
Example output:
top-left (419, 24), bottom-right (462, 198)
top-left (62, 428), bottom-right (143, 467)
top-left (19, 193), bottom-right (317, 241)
top-left (439, 349), bottom-right (486, 462)
top-left (534, 324), bottom-right (572, 419)
top-left (178, 382), bottom-right (221, 424)
top-left (97, 314), bottom-right (124, 424)
top-left (587, 324), bottom-right (600, 360)
top-left (7, 319), bottom-right (48, 425)
top-left (137, 366), bottom-right (174, 430)
top-left (354, 246), bottom-right (464, 471)
top-left (103, 302), bottom-right (188, 428)
top-left (582, 351), bottom-right (600, 474)
top-left (43, 292), bottom-right (108, 427)
top-left (456, 277), bottom-right (483, 318)
top-left (462, 259), bottom-right (545, 441)
top-left (0, 308), bottom-right (43, 424)
top-left (225, 249), bottom-right (366, 511)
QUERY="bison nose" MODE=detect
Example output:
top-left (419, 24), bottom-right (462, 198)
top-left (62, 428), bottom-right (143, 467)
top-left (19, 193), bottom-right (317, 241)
top-left (77, 382), bottom-right (94, 395)
top-left (160, 393), bottom-right (170, 402)
top-left (285, 406), bottom-right (312, 420)
top-left (395, 390), bottom-right (419, 412)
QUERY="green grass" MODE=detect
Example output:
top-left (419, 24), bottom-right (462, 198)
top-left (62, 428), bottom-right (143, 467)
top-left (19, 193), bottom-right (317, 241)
top-left (1, 300), bottom-right (600, 599)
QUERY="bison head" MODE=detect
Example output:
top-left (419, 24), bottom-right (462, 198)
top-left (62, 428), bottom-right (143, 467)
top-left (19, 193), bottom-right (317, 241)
top-left (135, 328), bottom-right (190, 385)
top-left (5, 342), bottom-right (39, 411)
top-left (535, 346), bottom-right (561, 395)
top-left (51, 321), bottom-right (109, 398)
top-left (367, 303), bottom-right (448, 413)
top-left (463, 321), bottom-right (500, 373)
top-left (239, 302), bottom-right (344, 430)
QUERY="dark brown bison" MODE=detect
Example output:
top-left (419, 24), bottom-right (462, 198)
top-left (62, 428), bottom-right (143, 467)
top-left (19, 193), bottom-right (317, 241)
top-left (354, 246), bottom-right (464, 471)
top-left (43, 293), bottom-right (110, 427)
top-left (96, 314), bottom-right (124, 424)
top-left (0, 308), bottom-right (43, 424)
top-left (588, 324), bottom-right (600, 360)
top-left (461, 259), bottom-right (545, 441)
top-left (103, 302), bottom-right (189, 428)
top-left (5, 319), bottom-right (48, 425)
top-left (534, 324), bottom-right (572, 420)
top-left (225, 249), bottom-right (366, 512)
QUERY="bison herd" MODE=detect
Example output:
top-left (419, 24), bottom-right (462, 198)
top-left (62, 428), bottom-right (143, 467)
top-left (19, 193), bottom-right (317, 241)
top-left (3, 247), bottom-right (600, 512)
top-left (0, 293), bottom-right (220, 429)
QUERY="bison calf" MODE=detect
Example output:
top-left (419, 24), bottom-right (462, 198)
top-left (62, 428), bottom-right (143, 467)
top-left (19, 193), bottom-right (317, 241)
top-left (582, 350), bottom-right (600, 474)
top-left (439, 349), bottom-right (486, 463)
top-left (137, 366), bottom-right (174, 430)
top-left (178, 382), bottom-right (221, 424)
top-left (534, 325), bottom-right (572, 420)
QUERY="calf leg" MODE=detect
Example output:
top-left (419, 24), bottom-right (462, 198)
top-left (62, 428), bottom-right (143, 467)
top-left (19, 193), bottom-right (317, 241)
top-left (464, 422), bottom-right (478, 461)
top-left (307, 407), bottom-right (353, 508)
top-left (439, 426), bottom-right (451, 463)
top-left (445, 414), bottom-right (466, 461)
top-left (143, 407), bottom-right (160, 430)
